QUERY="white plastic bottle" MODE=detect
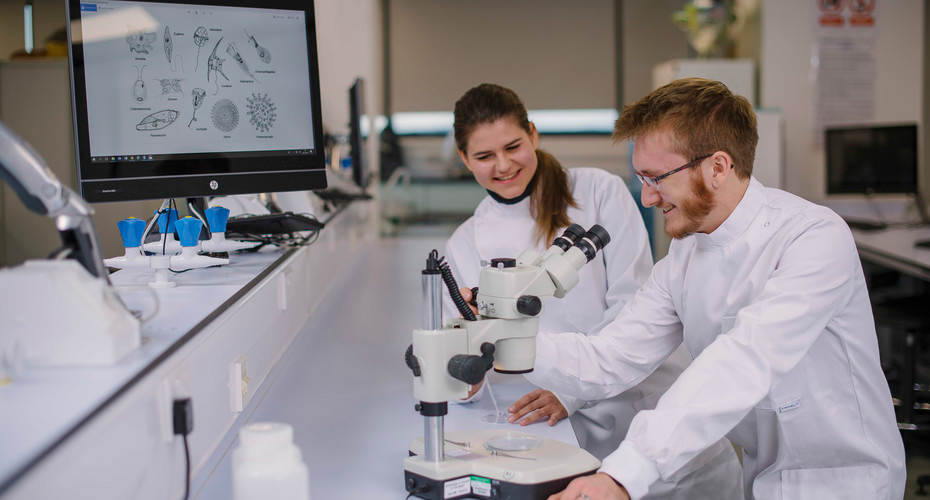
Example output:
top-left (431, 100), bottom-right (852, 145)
top-left (232, 422), bottom-right (310, 500)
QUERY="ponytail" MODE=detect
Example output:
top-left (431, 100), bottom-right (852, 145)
top-left (530, 149), bottom-right (577, 246)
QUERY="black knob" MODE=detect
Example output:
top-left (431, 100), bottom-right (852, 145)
top-left (405, 344), bottom-right (421, 377)
top-left (516, 295), bottom-right (542, 316)
top-left (469, 286), bottom-right (479, 307)
top-left (490, 258), bottom-right (516, 268)
top-left (448, 354), bottom-right (489, 385)
top-left (447, 343), bottom-right (495, 385)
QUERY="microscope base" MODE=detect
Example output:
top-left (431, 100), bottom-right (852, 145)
top-left (404, 430), bottom-right (600, 499)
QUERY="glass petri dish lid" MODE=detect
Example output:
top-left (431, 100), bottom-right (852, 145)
top-left (484, 433), bottom-right (543, 452)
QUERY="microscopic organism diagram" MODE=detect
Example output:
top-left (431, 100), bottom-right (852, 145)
top-left (193, 27), bottom-right (209, 72)
top-left (189, 88), bottom-right (206, 127)
top-left (136, 110), bottom-right (179, 131)
top-left (164, 26), bottom-right (172, 63)
top-left (131, 65), bottom-right (147, 103)
top-left (207, 37), bottom-right (229, 94)
top-left (164, 25), bottom-right (183, 72)
top-left (126, 28), bottom-right (156, 54)
top-left (226, 42), bottom-right (258, 82)
top-left (246, 93), bottom-right (276, 133)
top-left (244, 29), bottom-right (271, 64)
top-left (212, 99), bottom-right (239, 133)
top-left (153, 77), bottom-right (184, 98)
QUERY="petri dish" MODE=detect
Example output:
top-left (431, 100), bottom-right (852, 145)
top-left (484, 433), bottom-right (543, 452)
top-left (481, 412), bottom-right (510, 424)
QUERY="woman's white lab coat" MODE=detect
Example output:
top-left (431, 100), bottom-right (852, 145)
top-left (444, 167), bottom-right (743, 499)
top-left (532, 178), bottom-right (906, 499)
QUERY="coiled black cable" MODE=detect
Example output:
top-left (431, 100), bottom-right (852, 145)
top-left (435, 253), bottom-right (477, 321)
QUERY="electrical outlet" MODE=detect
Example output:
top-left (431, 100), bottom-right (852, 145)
top-left (229, 355), bottom-right (250, 413)
top-left (157, 363), bottom-right (191, 443)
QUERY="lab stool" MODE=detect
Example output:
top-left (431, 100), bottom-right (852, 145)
top-left (872, 296), bottom-right (930, 432)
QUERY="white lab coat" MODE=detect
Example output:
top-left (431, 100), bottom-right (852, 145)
top-left (532, 178), bottom-right (906, 500)
top-left (444, 168), bottom-right (743, 499)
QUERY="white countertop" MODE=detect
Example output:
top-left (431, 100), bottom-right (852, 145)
top-left (195, 236), bottom-right (579, 499)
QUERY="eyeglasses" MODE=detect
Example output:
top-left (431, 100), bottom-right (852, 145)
top-left (634, 154), bottom-right (712, 191)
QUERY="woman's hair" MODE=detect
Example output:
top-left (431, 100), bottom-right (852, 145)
top-left (613, 77), bottom-right (758, 179)
top-left (453, 83), bottom-right (577, 245)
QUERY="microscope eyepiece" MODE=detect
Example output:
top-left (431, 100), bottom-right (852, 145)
top-left (585, 225), bottom-right (610, 250)
top-left (552, 223), bottom-right (586, 251)
top-left (574, 224), bottom-right (611, 262)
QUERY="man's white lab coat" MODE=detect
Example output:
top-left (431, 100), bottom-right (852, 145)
top-left (532, 178), bottom-right (906, 499)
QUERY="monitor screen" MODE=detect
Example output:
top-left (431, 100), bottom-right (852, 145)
top-left (67, 0), bottom-right (327, 203)
top-left (348, 77), bottom-right (367, 191)
top-left (825, 124), bottom-right (918, 195)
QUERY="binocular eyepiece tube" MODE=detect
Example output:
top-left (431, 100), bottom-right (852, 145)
top-left (551, 224), bottom-right (610, 261)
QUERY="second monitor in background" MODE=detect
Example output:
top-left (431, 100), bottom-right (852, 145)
top-left (826, 123), bottom-right (918, 196)
top-left (315, 77), bottom-right (372, 205)
top-left (349, 77), bottom-right (368, 192)
top-left (825, 123), bottom-right (927, 227)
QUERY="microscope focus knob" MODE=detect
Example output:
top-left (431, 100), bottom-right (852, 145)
top-left (405, 344), bottom-right (421, 377)
top-left (447, 343), bottom-right (495, 385)
top-left (516, 295), bottom-right (542, 316)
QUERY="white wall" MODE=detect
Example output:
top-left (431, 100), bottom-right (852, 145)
top-left (761, 0), bottom-right (925, 202)
top-left (389, 0), bottom-right (615, 112)
top-left (314, 0), bottom-right (381, 136)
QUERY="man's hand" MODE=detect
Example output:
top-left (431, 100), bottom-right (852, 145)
top-left (459, 287), bottom-right (479, 316)
top-left (508, 389), bottom-right (568, 426)
top-left (547, 473), bottom-right (630, 500)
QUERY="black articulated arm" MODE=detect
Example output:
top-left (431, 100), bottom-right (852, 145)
top-left (0, 120), bottom-right (109, 279)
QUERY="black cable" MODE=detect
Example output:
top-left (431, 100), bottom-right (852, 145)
top-left (163, 198), bottom-right (179, 256)
top-left (173, 398), bottom-right (193, 500)
top-left (436, 254), bottom-right (476, 321)
top-left (405, 484), bottom-right (429, 499)
top-left (181, 433), bottom-right (191, 500)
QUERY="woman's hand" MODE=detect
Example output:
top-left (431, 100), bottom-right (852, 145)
top-left (508, 389), bottom-right (568, 426)
top-left (459, 287), bottom-right (479, 317)
top-left (465, 378), bottom-right (484, 399)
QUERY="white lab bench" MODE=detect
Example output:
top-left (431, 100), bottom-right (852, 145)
top-left (0, 200), bottom-right (579, 499)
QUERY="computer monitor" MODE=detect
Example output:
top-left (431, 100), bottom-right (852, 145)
top-left (348, 77), bottom-right (367, 191)
top-left (825, 124), bottom-right (918, 195)
top-left (66, 0), bottom-right (327, 203)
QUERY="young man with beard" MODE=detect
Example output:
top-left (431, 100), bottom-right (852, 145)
top-left (535, 78), bottom-right (905, 500)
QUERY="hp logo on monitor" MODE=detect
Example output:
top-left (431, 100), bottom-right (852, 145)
top-left (209, 180), bottom-right (219, 191)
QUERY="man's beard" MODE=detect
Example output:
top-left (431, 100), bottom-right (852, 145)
top-left (666, 174), bottom-right (716, 240)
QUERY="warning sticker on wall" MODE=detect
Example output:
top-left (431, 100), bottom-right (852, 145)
top-left (811, 0), bottom-right (878, 143)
